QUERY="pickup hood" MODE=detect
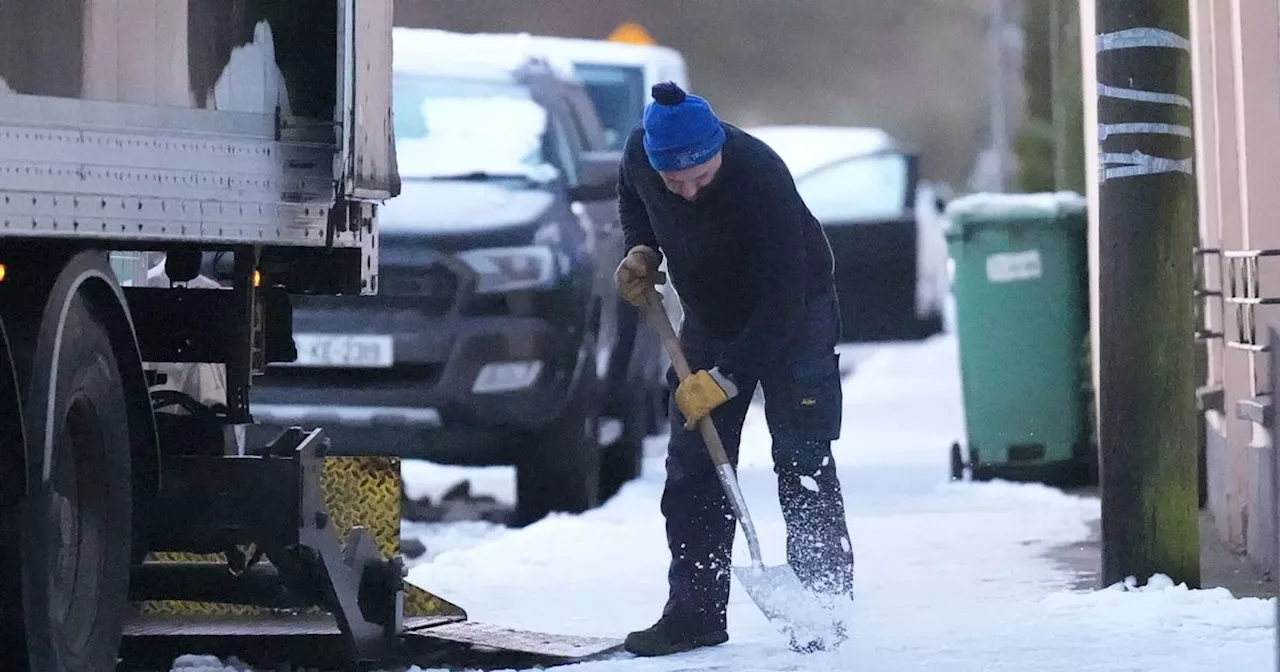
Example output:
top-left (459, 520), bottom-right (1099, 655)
top-left (379, 179), bottom-right (557, 252)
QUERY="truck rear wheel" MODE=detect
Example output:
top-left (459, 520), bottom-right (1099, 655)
top-left (600, 370), bottom-right (648, 501)
top-left (17, 287), bottom-right (133, 671)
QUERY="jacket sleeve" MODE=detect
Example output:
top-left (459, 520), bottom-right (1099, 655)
top-left (712, 162), bottom-right (809, 381)
top-left (617, 144), bottom-right (661, 259)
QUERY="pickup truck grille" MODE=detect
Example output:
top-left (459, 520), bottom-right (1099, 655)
top-left (379, 263), bottom-right (459, 315)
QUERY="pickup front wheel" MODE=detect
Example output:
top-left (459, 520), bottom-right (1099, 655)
top-left (513, 371), bottom-right (602, 527)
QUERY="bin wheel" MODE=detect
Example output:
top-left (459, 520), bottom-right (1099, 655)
top-left (949, 442), bottom-right (966, 481)
top-left (969, 447), bottom-right (993, 482)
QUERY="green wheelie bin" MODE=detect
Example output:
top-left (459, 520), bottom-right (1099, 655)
top-left (944, 191), bottom-right (1096, 486)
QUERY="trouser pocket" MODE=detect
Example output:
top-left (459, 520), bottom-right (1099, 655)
top-left (776, 351), bottom-right (843, 441)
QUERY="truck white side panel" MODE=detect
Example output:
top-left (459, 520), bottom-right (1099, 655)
top-left (0, 93), bottom-right (354, 248)
top-left (0, 0), bottom-right (391, 255)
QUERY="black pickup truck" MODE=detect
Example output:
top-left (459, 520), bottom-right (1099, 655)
top-left (246, 32), bottom-right (668, 525)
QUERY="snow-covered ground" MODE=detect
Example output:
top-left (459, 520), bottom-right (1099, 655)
top-left (400, 333), bottom-right (1276, 672)
top-left (170, 332), bottom-right (1275, 671)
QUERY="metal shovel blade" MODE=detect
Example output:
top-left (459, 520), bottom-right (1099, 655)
top-left (733, 562), bottom-right (845, 647)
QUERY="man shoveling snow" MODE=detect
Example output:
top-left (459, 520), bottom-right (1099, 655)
top-left (613, 81), bottom-right (856, 657)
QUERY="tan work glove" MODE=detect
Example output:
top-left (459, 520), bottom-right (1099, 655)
top-left (675, 367), bottom-right (739, 430)
top-left (614, 245), bottom-right (665, 307)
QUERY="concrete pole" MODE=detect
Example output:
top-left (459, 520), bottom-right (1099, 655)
top-left (1050, 0), bottom-right (1067, 189)
top-left (989, 0), bottom-right (1009, 191)
top-left (1092, 0), bottom-right (1201, 588)
top-left (1051, 0), bottom-right (1087, 194)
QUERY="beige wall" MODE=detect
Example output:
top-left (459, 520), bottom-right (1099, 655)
top-left (1084, 0), bottom-right (1280, 571)
top-left (1197, 0), bottom-right (1280, 570)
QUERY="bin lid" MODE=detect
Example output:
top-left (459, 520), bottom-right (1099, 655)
top-left (944, 191), bottom-right (1087, 238)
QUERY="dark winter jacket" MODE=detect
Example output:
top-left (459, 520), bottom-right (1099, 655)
top-left (617, 122), bottom-right (837, 381)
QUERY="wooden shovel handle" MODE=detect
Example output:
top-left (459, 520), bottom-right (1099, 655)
top-left (640, 291), bottom-right (734, 470)
top-left (640, 289), bottom-right (767, 565)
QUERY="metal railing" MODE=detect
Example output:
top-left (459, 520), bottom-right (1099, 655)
top-left (1223, 249), bottom-right (1280, 421)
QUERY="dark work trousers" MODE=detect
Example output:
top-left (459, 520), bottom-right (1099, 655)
top-left (660, 290), bottom-right (855, 629)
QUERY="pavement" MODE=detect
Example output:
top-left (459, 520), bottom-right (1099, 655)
top-left (1045, 493), bottom-right (1276, 598)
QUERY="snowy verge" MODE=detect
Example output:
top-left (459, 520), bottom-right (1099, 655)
top-left (401, 335), bottom-right (1274, 672)
top-left (400, 460), bottom-right (516, 505)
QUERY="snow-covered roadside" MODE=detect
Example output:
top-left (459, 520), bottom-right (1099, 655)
top-left (165, 333), bottom-right (1274, 671)
top-left (402, 334), bottom-right (1275, 672)
top-left (400, 460), bottom-right (516, 506)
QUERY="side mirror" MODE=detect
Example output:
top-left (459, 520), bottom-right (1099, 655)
top-left (568, 150), bottom-right (622, 203)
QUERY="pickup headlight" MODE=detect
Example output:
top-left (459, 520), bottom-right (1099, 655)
top-left (455, 245), bottom-right (558, 294)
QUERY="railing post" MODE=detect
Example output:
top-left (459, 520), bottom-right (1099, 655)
top-left (1270, 323), bottom-right (1280, 672)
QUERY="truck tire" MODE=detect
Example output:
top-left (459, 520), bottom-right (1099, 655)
top-left (513, 370), bottom-right (602, 527)
top-left (16, 286), bottom-right (133, 672)
top-left (910, 310), bottom-right (945, 341)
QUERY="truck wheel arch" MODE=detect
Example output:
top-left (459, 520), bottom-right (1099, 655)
top-left (0, 315), bottom-right (26, 509)
top-left (77, 266), bottom-right (160, 506)
top-left (7, 251), bottom-right (159, 506)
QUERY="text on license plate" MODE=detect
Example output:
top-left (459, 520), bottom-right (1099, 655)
top-left (291, 334), bottom-right (393, 368)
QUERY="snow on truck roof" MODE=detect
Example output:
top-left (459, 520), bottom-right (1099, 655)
top-left (747, 125), bottom-right (901, 178)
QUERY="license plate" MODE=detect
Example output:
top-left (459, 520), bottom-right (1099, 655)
top-left (290, 334), bottom-right (394, 368)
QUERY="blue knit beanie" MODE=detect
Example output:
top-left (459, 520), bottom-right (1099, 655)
top-left (642, 82), bottom-right (726, 172)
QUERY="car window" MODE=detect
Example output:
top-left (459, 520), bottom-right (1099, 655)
top-left (392, 73), bottom-right (565, 185)
top-left (572, 63), bottom-right (646, 151)
top-left (795, 153), bottom-right (912, 222)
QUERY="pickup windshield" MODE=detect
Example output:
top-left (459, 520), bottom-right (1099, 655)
top-left (393, 73), bottom-right (563, 184)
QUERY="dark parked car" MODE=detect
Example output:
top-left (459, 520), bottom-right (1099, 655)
top-left (749, 125), bottom-right (951, 342)
top-left (246, 37), bottom-right (666, 524)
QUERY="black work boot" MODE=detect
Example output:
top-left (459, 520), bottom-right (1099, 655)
top-left (623, 613), bottom-right (728, 657)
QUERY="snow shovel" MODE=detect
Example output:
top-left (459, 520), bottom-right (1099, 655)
top-left (639, 290), bottom-right (845, 648)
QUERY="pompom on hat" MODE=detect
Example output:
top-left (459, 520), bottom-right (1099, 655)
top-left (642, 82), bottom-right (726, 172)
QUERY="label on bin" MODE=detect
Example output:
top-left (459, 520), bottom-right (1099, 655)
top-left (985, 250), bottom-right (1042, 283)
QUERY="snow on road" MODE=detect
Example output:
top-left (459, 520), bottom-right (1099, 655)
top-left (402, 334), bottom-right (1276, 672)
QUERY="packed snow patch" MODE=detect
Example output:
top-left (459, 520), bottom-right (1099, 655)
top-left (1043, 573), bottom-right (1274, 629)
top-left (400, 460), bottom-right (515, 505)
top-left (399, 334), bottom-right (1274, 672)
top-left (169, 655), bottom-right (252, 671)
top-left (401, 518), bottom-right (510, 566)
top-left (181, 334), bottom-right (1276, 671)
